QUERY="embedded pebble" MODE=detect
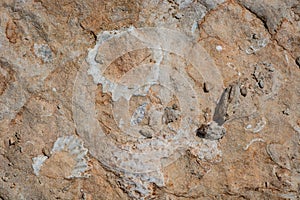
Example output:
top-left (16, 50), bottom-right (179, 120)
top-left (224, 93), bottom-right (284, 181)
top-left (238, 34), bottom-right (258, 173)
top-left (282, 108), bottom-right (290, 116)
top-left (296, 57), bottom-right (300, 68)
top-left (216, 45), bottom-right (223, 52)
top-left (196, 121), bottom-right (226, 140)
top-left (258, 79), bottom-right (264, 88)
top-left (1, 176), bottom-right (8, 182)
top-left (8, 137), bottom-right (16, 146)
top-left (203, 82), bottom-right (213, 93)
top-left (139, 129), bottom-right (153, 138)
top-left (240, 86), bottom-right (247, 97)
top-left (42, 147), bottom-right (50, 157)
top-left (252, 33), bottom-right (259, 39)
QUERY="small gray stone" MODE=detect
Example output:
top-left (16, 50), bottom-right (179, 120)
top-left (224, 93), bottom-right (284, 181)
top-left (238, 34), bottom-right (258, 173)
top-left (258, 79), bottom-right (264, 88)
top-left (139, 130), bottom-right (153, 138)
top-left (196, 121), bottom-right (226, 140)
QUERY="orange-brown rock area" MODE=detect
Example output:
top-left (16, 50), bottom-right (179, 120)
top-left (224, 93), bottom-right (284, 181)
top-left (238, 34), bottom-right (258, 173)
top-left (0, 0), bottom-right (300, 199)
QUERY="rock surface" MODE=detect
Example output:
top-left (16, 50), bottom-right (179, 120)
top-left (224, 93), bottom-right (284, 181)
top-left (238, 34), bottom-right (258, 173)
top-left (0, 0), bottom-right (300, 199)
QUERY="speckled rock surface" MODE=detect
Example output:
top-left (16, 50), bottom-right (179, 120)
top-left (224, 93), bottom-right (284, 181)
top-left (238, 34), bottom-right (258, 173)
top-left (0, 0), bottom-right (300, 199)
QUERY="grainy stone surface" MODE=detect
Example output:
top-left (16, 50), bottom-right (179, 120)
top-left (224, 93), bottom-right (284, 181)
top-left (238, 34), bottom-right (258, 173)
top-left (0, 0), bottom-right (300, 199)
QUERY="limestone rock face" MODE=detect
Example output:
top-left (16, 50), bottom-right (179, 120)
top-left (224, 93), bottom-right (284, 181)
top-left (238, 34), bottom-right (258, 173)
top-left (0, 0), bottom-right (300, 199)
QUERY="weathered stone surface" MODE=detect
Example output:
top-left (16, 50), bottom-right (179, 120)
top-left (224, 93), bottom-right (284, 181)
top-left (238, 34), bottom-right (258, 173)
top-left (0, 0), bottom-right (300, 199)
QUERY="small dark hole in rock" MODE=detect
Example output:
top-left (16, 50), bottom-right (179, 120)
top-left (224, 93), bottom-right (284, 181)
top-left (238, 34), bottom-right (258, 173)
top-left (196, 124), bottom-right (208, 138)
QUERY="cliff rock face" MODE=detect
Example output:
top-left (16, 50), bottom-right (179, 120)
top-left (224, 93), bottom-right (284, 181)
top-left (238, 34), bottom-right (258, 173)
top-left (0, 0), bottom-right (300, 199)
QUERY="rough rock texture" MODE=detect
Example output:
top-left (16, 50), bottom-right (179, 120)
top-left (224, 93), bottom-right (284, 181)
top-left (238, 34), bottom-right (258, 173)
top-left (0, 0), bottom-right (300, 199)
